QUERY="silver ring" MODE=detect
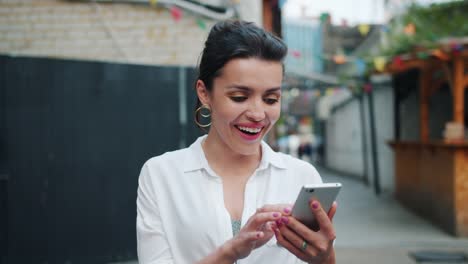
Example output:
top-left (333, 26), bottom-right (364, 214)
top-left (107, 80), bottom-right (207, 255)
top-left (301, 240), bottom-right (308, 251)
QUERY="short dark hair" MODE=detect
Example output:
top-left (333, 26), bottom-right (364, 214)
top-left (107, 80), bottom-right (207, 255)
top-left (195, 20), bottom-right (288, 127)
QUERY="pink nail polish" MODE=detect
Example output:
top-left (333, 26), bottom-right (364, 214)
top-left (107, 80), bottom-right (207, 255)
top-left (276, 219), bottom-right (283, 228)
top-left (281, 216), bottom-right (289, 224)
top-left (256, 233), bottom-right (261, 238)
top-left (312, 202), bottom-right (319, 209)
top-left (273, 212), bottom-right (279, 217)
top-left (283, 207), bottom-right (291, 214)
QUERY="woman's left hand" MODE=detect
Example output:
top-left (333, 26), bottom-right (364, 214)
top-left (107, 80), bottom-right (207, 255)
top-left (273, 201), bottom-right (337, 264)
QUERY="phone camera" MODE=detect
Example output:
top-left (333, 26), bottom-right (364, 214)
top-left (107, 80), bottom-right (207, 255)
top-left (307, 189), bottom-right (315, 193)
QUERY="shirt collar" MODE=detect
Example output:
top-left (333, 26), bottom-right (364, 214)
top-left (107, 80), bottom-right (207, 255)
top-left (183, 135), bottom-right (286, 173)
top-left (258, 140), bottom-right (287, 170)
top-left (183, 135), bottom-right (210, 173)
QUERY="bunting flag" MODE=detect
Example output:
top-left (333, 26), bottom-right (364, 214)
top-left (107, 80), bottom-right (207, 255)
top-left (416, 51), bottom-right (429, 59)
top-left (373, 57), bottom-right (387, 72)
top-left (392, 56), bottom-right (404, 69)
top-left (358, 24), bottom-right (370, 36)
top-left (333, 55), bottom-right (347, 64)
top-left (381, 25), bottom-right (389, 32)
top-left (291, 50), bottom-right (301, 58)
top-left (450, 42), bottom-right (463, 56)
top-left (196, 18), bottom-right (206, 30)
top-left (341, 19), bottom-right (348, 27)
top-left (170, 6), bottom-right (183, 22)
top-left (319, 13), bottom-right (330, 23)
top-left (431, 49), bottom-right (449, 61)
top-left (404, 23), bottom-right (416, 35)
top-left (451, 43), bottom-right (463, 51)
top-left (325, 88), bottom-right (335, 96)
top-left (355, 59), bottom-right (366, 76)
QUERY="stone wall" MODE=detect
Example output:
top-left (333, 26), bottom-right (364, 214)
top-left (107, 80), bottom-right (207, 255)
top-left (0, 0), bottom-right (219, 66)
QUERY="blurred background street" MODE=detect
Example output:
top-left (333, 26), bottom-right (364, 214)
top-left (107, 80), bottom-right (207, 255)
top-left (1, 0), bottom-right (468, 263)
top-left (324, 167), bottom-right (468, 264)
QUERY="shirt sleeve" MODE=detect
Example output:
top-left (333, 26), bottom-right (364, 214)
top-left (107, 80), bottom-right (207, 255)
top-left (136, 162), bottom-right (174, 264)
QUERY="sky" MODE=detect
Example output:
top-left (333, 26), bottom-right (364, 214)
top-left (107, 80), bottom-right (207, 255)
top-left (282, 0), bottom-right (459, 26)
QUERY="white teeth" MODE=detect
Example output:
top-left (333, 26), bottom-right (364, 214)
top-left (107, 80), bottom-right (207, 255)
top-left (237, 126), bottom-right (262, 133)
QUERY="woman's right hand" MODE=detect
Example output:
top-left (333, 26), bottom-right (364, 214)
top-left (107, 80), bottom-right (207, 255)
top-left (224, 204), bottom-right (292, 261)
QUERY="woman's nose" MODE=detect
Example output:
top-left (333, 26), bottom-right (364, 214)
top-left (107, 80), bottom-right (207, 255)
top-left (245, 102), bottom-right (266, 121)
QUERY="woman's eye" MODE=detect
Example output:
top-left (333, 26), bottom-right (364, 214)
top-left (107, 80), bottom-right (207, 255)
top-left (230, 96), bottom-right (247, 102)
top-left (264, 98), bottom-right (279, 105)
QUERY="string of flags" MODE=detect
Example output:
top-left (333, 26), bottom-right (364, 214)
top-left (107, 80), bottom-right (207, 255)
top-left (286, 18), bottom-right (466, 95)
top-left (288, 39), bottom-right (466, 75)
top-left (292, 48), bottom-right (464, 73)
top-left (289, 6), bottom-right (466, 77)
top-left (285, 3), bottom-right (466, 96)
top-left (146, 0), bottom-right (216, 30)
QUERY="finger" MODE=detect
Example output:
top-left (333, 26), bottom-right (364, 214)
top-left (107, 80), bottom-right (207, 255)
top-left (252, 231), bottom-right (264, 240)
top-left (241, 230), bottom-right (265, 243)
top-left (274, 227), bottom-right (309, 261)
top-left (245, 211), bottom-right (282, 231)
top-left (256, 204), bottom-right (294, 215)
top-left (327, 201), bottom-right (338, 222)
top-left (278, 216), bottom-right (312, 240)
top-left (310, 201), bottom-right (336, 240)
top-left (229, 231), bottom-right (265, 260)
top-left (278, 220), bottom-right (320, 257)
top-left (280, 218), bottom-right (334, 259)
top-left (264, 221), bottom-right (277, 233)
top-left (258, 222), bottom-right (276, 240)
top-left (278, 216), bottom-right (323, 253)
top-left (255, 222), bottom-right (276, 246)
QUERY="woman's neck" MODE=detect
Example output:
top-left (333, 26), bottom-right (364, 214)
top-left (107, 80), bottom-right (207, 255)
top-left (202, 131), bottom-right (261, 181)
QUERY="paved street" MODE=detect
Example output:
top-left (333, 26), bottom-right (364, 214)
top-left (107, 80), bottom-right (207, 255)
top-left (319, 166), bottom-right (468, 264)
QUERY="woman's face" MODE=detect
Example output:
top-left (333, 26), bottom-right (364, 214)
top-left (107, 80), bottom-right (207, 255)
top-left (197, 58), bottom-right (283, 156)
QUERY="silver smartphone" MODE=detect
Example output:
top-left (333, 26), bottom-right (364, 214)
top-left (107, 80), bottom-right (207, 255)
top-left (291, 183), bottom-right (342, 229)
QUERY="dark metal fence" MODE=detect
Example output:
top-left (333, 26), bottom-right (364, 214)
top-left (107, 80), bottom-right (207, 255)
top-left (0, 55), bottom-right (202, 264)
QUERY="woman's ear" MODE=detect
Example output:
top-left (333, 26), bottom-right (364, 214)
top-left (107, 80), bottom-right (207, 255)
top-left (196, 80), bottom-right (210, 106)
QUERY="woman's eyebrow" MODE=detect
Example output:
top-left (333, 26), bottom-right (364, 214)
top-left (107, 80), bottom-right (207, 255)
top-left (265, 87), bottom-right (281, 93)
top-left (225, 85), bottom-right (251, 91)
top-left (226, 85), bottom-right (281, 93)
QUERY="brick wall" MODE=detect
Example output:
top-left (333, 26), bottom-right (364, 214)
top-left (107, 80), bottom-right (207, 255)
top-left (0, 0), bottom-right (219, 66)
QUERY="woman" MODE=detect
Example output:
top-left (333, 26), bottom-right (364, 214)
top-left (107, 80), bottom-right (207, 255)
top-left (137, 20), bottom-right (337, 264)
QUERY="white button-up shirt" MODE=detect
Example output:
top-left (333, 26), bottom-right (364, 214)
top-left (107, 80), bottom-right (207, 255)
top-left (137, 135), bottom-right (322, 264)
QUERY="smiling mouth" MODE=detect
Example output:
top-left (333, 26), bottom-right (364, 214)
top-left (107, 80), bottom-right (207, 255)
top-left (235, 125), bottom-right (263, 135)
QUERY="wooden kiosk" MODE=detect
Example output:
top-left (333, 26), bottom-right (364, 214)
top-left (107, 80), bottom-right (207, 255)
top-left (389, 44), bottom-right (468, 236)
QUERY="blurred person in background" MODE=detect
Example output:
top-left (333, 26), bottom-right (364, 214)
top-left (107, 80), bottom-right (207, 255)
top-left (298, 134), bottom-right (313, 163)
top-left (287, 128), bottom-right (301, 158)
top-left (136, 20), bottom-right (337, 264)
top-left (297, 117), bottom-right (315, 163)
